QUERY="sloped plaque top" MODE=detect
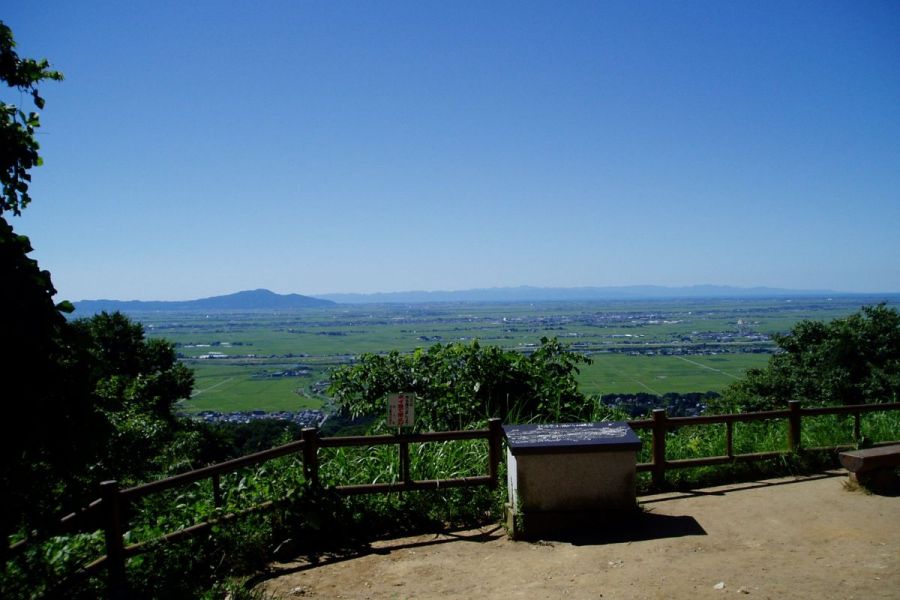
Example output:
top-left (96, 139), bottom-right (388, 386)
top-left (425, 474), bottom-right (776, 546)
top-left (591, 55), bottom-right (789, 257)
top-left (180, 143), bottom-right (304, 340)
top-left (503, 421), bottom-right (642, 455)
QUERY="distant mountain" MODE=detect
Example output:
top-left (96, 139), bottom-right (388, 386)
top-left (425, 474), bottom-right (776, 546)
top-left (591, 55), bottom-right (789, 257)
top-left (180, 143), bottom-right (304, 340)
top-left (319, 285), bottom-right (848, 304)
top-left (74, 289), bottom-right (335, 314)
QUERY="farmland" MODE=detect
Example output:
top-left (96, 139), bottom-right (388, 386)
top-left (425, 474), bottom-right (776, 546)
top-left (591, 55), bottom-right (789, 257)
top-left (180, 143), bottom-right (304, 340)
top-left (130, 295), bottom-right (896, 414)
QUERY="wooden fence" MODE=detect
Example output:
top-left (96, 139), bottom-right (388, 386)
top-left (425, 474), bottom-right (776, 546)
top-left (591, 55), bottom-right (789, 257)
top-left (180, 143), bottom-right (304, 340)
top-left (629, 400), bottom-right (900, 485)
top-left (7, 401), bottom-right (900, 597)
top-left (25, 419), bottom-right (504, 595)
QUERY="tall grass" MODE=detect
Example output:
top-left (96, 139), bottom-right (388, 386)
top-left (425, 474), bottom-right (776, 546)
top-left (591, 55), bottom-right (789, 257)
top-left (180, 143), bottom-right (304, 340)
top-left (636, 409), bottom-right (900, 490)
top-left (317, 437), bottom-right (498, 534)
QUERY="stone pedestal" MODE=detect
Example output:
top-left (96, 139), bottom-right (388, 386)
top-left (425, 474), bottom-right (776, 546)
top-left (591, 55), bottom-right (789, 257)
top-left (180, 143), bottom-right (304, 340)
top-left (504, 422), bottom-right (642, 539)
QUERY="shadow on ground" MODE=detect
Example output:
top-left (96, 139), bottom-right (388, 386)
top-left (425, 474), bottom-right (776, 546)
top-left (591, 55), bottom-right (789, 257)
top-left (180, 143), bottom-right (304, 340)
top-left (253, 471), bottom-right (897, 589)
top-left (254, 511), bottom-right (707, 588)
top-left (252, 524), bottom-right (506, 586)
top-left (521, 511), bottom-right (707, 546)
top-left (640, 470), bottom-right (846, 504)
top-left (516, 472), bottom-right (853, 545)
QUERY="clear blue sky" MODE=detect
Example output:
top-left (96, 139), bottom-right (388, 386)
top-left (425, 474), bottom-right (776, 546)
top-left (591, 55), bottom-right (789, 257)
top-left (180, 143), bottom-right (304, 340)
top-left (5, 1), bottom-right (899, 300)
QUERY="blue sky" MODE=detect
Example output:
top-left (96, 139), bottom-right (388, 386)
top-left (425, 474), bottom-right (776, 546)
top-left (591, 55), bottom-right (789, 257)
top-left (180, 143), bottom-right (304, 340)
top-left (4, 1), bottom-right (899, 300)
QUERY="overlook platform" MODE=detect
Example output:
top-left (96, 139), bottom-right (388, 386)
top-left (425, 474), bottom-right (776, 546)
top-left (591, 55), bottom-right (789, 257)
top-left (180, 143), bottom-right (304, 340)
top-left (258, 471), bottom-right (899, 599)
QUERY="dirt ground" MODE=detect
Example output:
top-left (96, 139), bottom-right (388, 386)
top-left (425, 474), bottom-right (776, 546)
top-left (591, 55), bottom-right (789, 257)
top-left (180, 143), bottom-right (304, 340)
top-left (255, 471), bottom-right (900, 600)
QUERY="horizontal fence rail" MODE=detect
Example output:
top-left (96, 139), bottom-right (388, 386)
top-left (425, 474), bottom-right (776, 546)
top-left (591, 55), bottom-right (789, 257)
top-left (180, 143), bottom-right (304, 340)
top-left (630, 401), bottom-right (900, 485)
top-left (7, 402), bottom-right (900, 598)
top-left (31, 419), bottom-right (504, 595)
top-left (120, 437), bottom-right (309, 501)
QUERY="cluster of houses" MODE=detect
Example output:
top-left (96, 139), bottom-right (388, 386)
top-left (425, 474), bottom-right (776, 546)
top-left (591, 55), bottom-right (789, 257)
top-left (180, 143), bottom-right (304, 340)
top-left (252, 367), bottom-right (311, 378)
top-left (601, 392), bottom-right (716, 418)
top-left (191, 409), bottom-right (325, 426)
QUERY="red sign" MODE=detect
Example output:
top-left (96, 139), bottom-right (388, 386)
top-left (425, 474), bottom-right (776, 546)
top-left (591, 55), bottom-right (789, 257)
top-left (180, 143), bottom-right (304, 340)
top-left (387, 393), bottom-right (415, 427)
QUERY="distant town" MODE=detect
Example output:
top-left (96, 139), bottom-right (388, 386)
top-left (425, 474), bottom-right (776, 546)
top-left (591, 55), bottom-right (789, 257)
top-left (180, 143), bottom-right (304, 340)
top-left (189, 409), bottom-right (326, 427)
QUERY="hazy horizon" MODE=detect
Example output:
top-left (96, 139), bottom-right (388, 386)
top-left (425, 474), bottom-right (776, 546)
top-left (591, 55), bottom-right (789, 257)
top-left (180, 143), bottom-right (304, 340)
top-left (72, 283), bottom-right (900, 304)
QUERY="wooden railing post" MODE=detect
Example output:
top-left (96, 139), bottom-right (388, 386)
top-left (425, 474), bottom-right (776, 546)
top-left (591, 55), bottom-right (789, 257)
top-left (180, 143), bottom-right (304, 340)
top-left (788, 401), bottom-right (802, 452)
top-left (301, 428), bottom-right (320, 486)
top-left (0, 491), bottom-right (10, 568)
top-left (487, 418), bottom-right (502, 489)
top-left (212, 474), bottom-right (222, 508)
top-left (853, 411), bottom-right (862, 442)
top-left (399, 436), bottom-right (411, 489)
top-left (725, 419), bottom-right (734, 459)
top-left (651, 409), bottom-right (668, 487)
top-left (100, 480), bottom-right (127, 599)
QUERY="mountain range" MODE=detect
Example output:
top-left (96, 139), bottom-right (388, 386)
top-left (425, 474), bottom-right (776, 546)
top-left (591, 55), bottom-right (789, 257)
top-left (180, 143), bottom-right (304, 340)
top-left (317, 284), bottom-right (848, 304)
top-left (71, 284), bottom-right (872, 313)
top-left (74, 288), bottom-right (335, 314)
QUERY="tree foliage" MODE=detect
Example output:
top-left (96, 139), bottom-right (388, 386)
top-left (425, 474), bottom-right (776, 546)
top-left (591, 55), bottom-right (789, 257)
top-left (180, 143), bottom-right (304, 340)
top-left (67, 312), bottom-right (195, 482)
top-left (1, 20), bottom-right (63, 216)
top-left (715, 304), bottom-right (900, 412)
top-left (329, 337), bottom-right (598, 431)
top-left (3, 308), bottom-right (195, 532)
top-left (1, 216), bottom-right (87, 527)
top-left (0, 21), bottom-right (77, 537)
top-left (0, 23), bottom-right (195, 534)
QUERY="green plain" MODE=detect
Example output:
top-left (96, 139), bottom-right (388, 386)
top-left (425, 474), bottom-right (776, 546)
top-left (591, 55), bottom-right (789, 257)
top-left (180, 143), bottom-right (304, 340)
top-left (135, 296), bottom-right (895, 413)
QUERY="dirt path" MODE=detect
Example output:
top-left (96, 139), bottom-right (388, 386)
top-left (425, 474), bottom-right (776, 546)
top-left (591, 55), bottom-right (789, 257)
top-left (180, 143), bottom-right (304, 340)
top-left (676, 356), bottom-right (741, 379)
top-left (256, 472), bottom-right (900, 600)
top-left (190, 376), bottom-right (234, 397)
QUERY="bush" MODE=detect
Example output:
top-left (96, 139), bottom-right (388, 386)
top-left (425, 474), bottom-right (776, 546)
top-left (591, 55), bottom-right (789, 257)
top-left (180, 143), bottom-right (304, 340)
top-left (329, 337), bottom-right (596, 431)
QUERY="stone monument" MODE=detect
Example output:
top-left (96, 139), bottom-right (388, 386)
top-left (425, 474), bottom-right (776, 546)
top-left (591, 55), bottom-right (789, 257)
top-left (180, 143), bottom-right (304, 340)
top-left (503, 421), bottom-right (642, 539)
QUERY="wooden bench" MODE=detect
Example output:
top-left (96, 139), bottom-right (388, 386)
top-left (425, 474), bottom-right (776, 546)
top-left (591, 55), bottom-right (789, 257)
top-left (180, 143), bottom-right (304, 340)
top-left (839, 444), bottom-right (900, 489)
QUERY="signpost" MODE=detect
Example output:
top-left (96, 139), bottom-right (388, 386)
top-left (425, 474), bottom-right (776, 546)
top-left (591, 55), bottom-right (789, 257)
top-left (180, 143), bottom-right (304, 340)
top-left (387, 393), bottom-right (415, 429)
top-left (387, 393), bottom-right (415, 493)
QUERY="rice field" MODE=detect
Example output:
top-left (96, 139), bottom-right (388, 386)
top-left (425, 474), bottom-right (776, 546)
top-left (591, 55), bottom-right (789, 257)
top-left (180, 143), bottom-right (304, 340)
top-left (137, 296), bottom-right (885, 412)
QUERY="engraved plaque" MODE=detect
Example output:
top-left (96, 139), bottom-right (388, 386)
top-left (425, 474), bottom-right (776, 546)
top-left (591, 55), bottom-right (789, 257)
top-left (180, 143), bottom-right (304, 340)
top-left (503, 421), bottom-right (641, 455)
